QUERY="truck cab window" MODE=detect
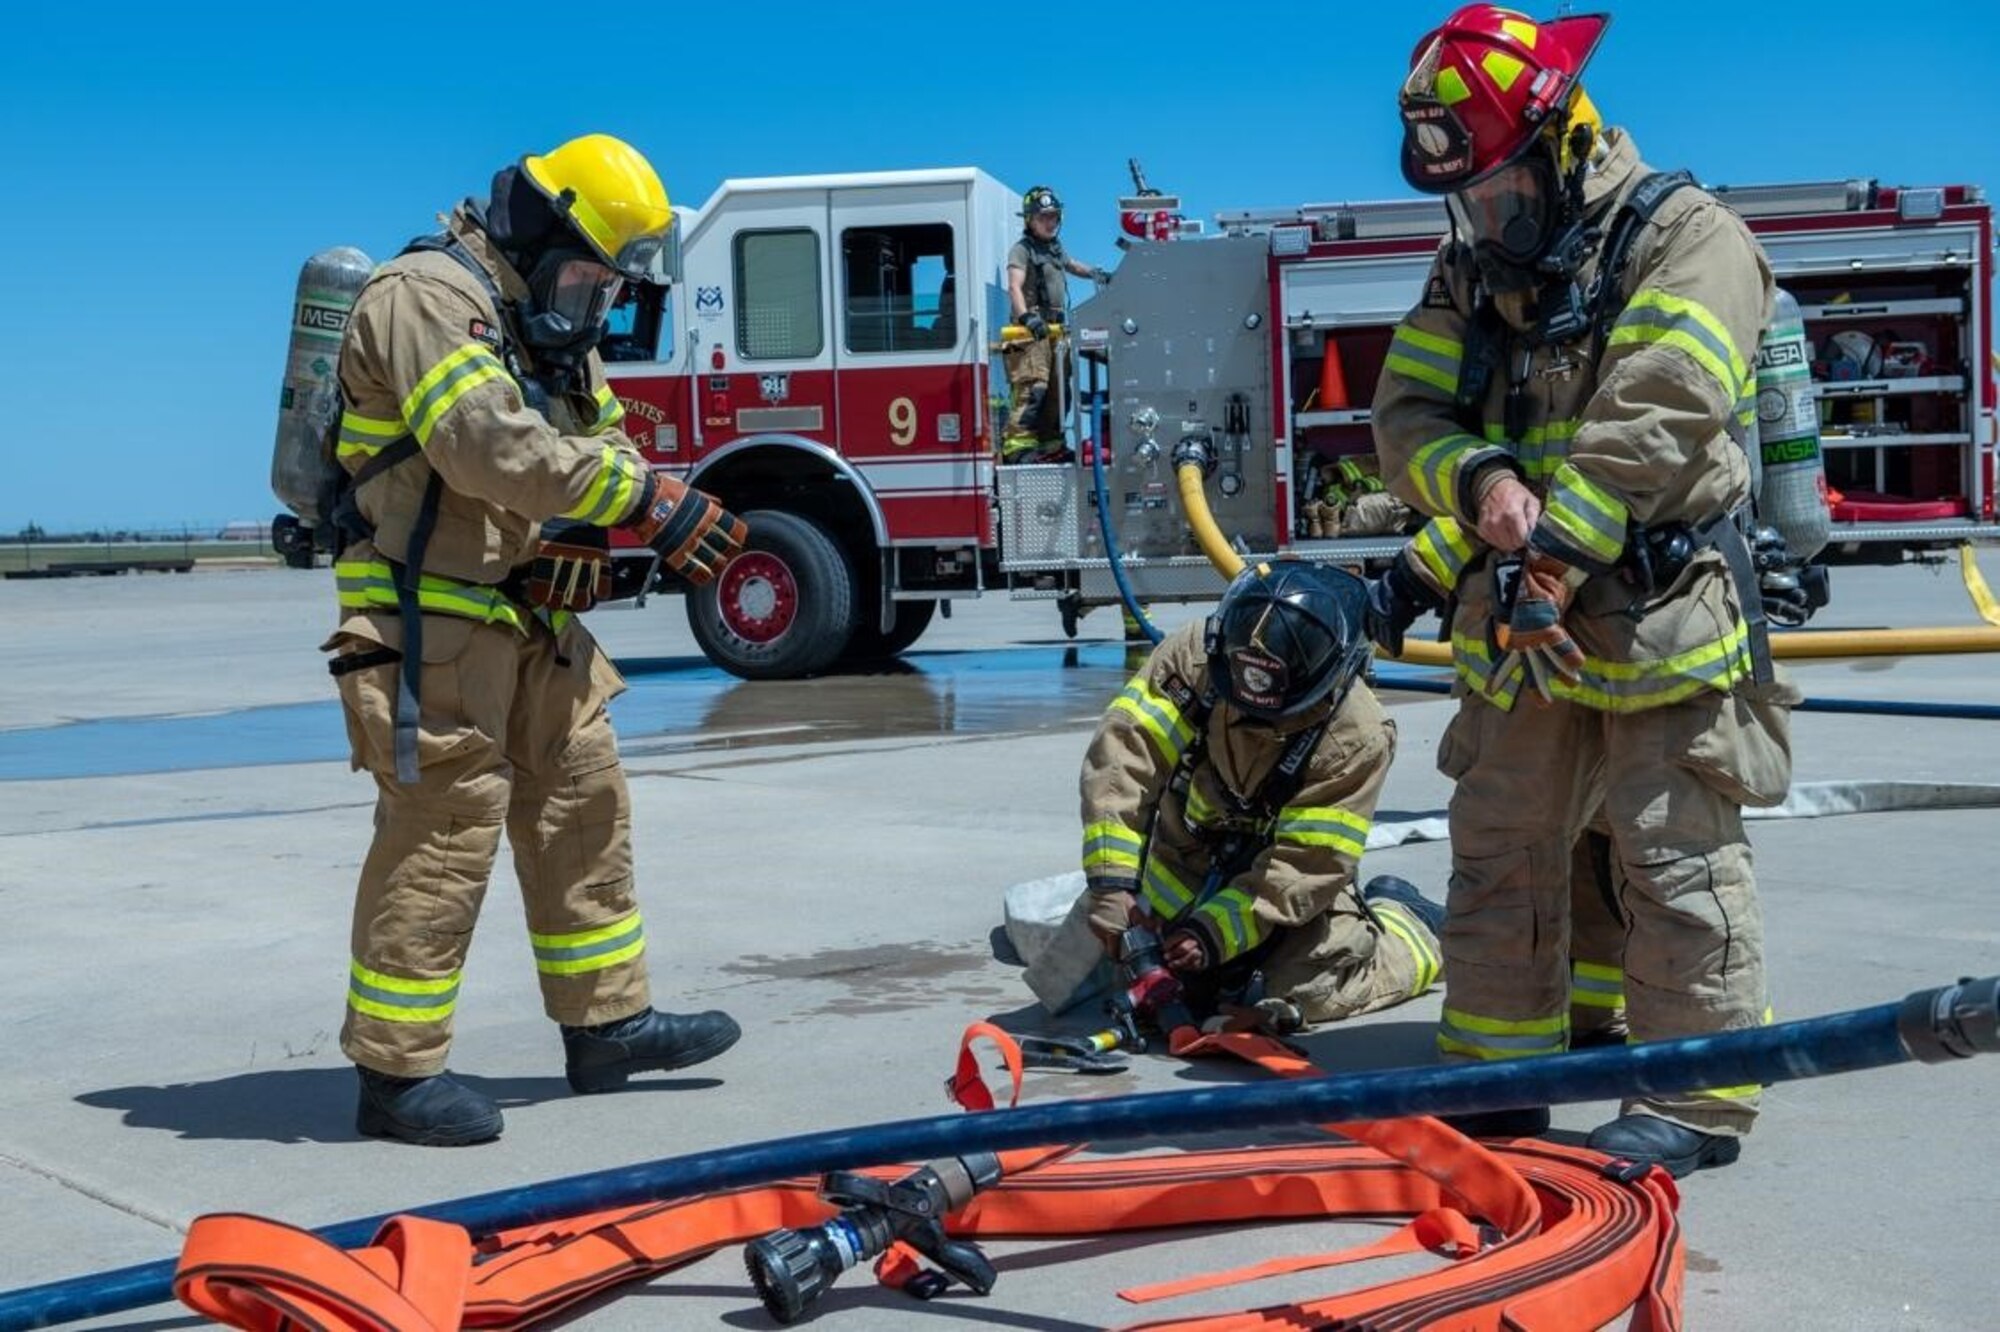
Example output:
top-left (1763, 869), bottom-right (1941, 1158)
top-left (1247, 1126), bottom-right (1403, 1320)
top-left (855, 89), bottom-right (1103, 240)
top-left (842, 224), bottom-right (956, 354)
top-left (599, 282), bottom-right (671, 363)
top-left (734, 229), bottom-right (824, 360)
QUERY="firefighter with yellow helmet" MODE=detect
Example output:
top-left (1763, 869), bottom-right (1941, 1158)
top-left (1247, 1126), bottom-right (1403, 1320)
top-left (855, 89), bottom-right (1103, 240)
top-left (1369, 7), bottom-right (1797, 1176)
top-left (324, 134), bottom-right (747, 1145)
top-left (1078, 562), bottom-right (1445, 1034)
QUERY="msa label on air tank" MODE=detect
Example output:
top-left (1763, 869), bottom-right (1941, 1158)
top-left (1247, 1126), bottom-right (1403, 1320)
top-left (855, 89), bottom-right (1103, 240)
top-left (1756, 338), bottom-right (1807, 370)
top-left (295, 302), bottom-right (350, 334)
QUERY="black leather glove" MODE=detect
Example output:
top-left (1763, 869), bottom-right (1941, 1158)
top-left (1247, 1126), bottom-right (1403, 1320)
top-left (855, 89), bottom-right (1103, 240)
top-left (1364, 557), bottom-right (1445, 656)
top-left (1090, 266), bottom-right (1113, 286)
top-left (1020, 311), bottom-right (1049, 340)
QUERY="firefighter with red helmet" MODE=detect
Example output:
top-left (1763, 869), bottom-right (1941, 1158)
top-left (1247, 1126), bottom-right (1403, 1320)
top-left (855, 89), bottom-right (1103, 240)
top-left (324, 134), bottom-right (748, 1145)
top-left (1078, 562), bottom-right (1445, 1033)
top-left (1000, 185), bottom-right (1113, 464)
top-left (1369, 8), bottom-right (1797, 1175)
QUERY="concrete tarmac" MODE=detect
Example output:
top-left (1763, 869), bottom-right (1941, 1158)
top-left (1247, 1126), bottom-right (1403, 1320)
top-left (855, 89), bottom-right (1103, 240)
top-left (2, 560), bottom-right (1997, 1329)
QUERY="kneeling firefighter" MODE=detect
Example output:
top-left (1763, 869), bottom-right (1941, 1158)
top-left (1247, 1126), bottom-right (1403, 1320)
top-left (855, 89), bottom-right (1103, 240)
top-left (1079, 562), bottom-right (1445, 1035)
top-left (1371, 7), bottom-right (1798, 1175)
top-left (323, 134), bottom-right (748, 1145)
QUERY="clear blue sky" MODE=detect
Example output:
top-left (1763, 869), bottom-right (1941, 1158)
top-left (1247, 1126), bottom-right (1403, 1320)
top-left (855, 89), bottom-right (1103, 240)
top-left (2, 1), bottom-right (1993, 532)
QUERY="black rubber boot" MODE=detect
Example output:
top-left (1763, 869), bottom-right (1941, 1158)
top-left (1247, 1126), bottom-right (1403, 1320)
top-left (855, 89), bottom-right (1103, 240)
top-left (1363, 874), bottom-right (1446, 938)
top-left (355, 1067), bottom-right (502, 1146)
top-left (562, 1008), bottom-right (742, 1094)
top-left (1439, 1106), bottom-right (1552, 1139)
top-left (1586, 1113), bottom-right (1742, 1178)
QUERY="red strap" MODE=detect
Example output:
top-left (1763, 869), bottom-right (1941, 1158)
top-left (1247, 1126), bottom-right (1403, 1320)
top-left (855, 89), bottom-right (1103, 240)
top-left (947, 1020), bottom-right (1024, 1111)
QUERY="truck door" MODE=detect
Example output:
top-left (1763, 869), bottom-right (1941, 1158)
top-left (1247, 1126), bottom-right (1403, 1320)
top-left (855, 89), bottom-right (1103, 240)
top-left (700, 189), bottom-right (836, 462)
top-left (829, 183), bottom-right (986, 544)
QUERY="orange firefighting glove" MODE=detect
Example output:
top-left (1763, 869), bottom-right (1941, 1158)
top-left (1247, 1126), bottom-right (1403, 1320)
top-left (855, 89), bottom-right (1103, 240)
top-left (623, 474), bottom-right (748, 586)
top-left (1493, 549), bottom-right (1588, 703)
top-left (525, 522), bottom-right (612, 613)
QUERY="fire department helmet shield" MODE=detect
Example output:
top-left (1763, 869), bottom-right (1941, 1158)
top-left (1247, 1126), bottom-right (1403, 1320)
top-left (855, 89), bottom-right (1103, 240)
top-left (1227, 648), bottom-right (1290, 715)
top-left (1399, 37), bottom-right (1476, 188)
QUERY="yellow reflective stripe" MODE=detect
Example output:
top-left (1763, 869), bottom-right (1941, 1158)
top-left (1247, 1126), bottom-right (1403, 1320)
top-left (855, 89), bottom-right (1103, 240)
top-left (1543, 461), bottom-right (1629, 566)
top-left (1439, 1006), bottom-right (1566, 1059)
top-left (400, 344), bottom-right (511, 446)
top-left (1194, 886), bottom-right (1263, 960)
top-left (1109, 678), bottom-right (1197, 764)
top-left (1435, 66), bottom-right (1471, 106)
top-left (1386, 326), bottom-right (1463, 395)
top-left (1408, 433), bottom-right (1485, 518)
top-left (1688, 1083), bottom-right (1760, 1101)
top-left (1500, 17), bottom-right (1538, 46)
top-left (1570, 958), bottom-right (1625, 1009)
top-left (1610, 290), bottom-right (1750, 403)
top-left (333, 559), bottom-right (529, 633)
top-left (336, 411), bottom-right (407, 462)
top-left (1481, 419), bottom-right (1579, 483)
top-left (561, 444), bottom-right (642, 525)
top-left (1082, 819), bottom-right (1144, 873)
top-left (1374, 903), bottom-right (1440, 995)
top-left (1184, 785), bottom-right (1219, 827)
top-left (529, 911), bottom-right (646, 976)
top-left (590, 383), bottom-right (624, 433)
top-left (1271, 805), bottom-right (1371, 857)
top-left (1140, 858), bottom-right (1198, 919)
top-left (1452, 620), bottom-right (1750, 714)
top-left (1411, 517), bottom-right (1475, 592)
top-left (347, 960), bottom-right (460, 1023)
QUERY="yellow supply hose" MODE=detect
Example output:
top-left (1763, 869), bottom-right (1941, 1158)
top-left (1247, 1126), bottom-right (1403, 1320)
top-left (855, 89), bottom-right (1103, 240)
top-left (1388, 624), bottom-right (2000, 668)
top-left (1961, 542), bottom-right (2000, 627)
top-left (1176, 462), bottom-right (1247, 580)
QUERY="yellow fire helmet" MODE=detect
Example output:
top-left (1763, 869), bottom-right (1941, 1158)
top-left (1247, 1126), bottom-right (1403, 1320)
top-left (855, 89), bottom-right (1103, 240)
top-left (521, 134), bottom-right (673, 280)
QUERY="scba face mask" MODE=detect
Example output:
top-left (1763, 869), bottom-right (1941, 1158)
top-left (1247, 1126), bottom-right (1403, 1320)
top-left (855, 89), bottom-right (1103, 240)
top-left (520, 250), bottom-right (625, 360)
top-left (1447, 153), bottom-right (1560, 293)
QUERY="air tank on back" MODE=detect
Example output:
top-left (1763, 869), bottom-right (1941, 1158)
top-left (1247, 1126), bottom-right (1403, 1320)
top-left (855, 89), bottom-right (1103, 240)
top-left (1749, 287), bottom-right (1832, 562)
top-left (271, 247), bottom-right (375, 526)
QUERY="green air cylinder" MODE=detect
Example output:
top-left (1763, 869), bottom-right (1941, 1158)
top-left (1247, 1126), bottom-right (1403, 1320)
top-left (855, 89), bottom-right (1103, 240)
top-left (1750, 287), bottom-right (1831, 561)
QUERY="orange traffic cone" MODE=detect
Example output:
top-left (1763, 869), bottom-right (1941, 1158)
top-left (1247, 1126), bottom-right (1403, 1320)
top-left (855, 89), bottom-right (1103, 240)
top-left (1318, 339), bottom-right (1350, 411)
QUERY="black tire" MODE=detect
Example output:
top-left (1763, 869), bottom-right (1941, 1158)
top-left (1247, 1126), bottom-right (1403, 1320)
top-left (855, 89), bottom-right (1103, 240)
top-left (842, 598), bottom-right (937, 664)
top-left (686, 509), bottom-right (854, 679)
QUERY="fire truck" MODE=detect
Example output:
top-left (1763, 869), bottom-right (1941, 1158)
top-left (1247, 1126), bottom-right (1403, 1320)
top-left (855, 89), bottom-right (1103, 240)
top-left (590, 167), bottom-right (1996, 678)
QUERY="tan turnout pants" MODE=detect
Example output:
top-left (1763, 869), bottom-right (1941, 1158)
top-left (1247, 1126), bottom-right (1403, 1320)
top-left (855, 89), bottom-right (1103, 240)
top-left (329, 613), bottom-right (651, 1077)
top-left (1436, 682), bottom-right (1792, 1135)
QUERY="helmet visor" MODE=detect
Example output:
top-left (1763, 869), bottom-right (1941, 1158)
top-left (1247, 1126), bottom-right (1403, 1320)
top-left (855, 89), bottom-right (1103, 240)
top-left (1445, 158), bottom-right (1556, 265)
top-left (606, 230), bottom-right (666, 281)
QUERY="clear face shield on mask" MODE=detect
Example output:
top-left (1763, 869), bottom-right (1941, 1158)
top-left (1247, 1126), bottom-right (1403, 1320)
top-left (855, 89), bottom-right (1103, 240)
top-left (1446, 155), bottom-right (1560, 282)
top-left (521, 252), bottom-right (625, 355)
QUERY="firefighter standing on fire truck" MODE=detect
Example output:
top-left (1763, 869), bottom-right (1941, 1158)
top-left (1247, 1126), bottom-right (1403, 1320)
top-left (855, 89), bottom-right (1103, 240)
top-left (323, 134), bottom-right (749, 1145)
top-left (1000, 185), bottom-right (1112, 464)
top-left (1369, 7), bottom-right (1798, 1176)
top-left (1078, 562), bottom-right (1446, 1033)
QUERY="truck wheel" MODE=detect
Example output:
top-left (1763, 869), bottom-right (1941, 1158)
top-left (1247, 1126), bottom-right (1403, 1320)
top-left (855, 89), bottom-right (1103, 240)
top-left (687, 510), bottom-right (854, 679)
top-left (842, 599), bottom-right (937, 664)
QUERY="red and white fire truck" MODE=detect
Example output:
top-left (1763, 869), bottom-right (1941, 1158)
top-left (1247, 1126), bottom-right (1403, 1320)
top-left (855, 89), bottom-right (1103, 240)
top-left (593, 167), bottom-right (1995, 678)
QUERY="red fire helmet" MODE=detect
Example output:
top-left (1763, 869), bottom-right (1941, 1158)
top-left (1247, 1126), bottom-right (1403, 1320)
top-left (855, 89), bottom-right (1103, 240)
top-left (1398, 5), bottom-right (1610, 194)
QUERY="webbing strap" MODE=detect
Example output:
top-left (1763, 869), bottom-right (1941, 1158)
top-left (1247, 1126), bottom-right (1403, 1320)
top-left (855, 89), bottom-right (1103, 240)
top-left (947, 1021), bottom-right (1026, 1112)
top-left (174, 1213), bottom-right (470, 1332)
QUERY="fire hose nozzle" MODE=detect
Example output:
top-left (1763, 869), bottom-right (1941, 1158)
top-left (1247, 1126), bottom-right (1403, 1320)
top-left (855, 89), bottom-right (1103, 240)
top-left (1897, 975), bottom-right (2000, 1062)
